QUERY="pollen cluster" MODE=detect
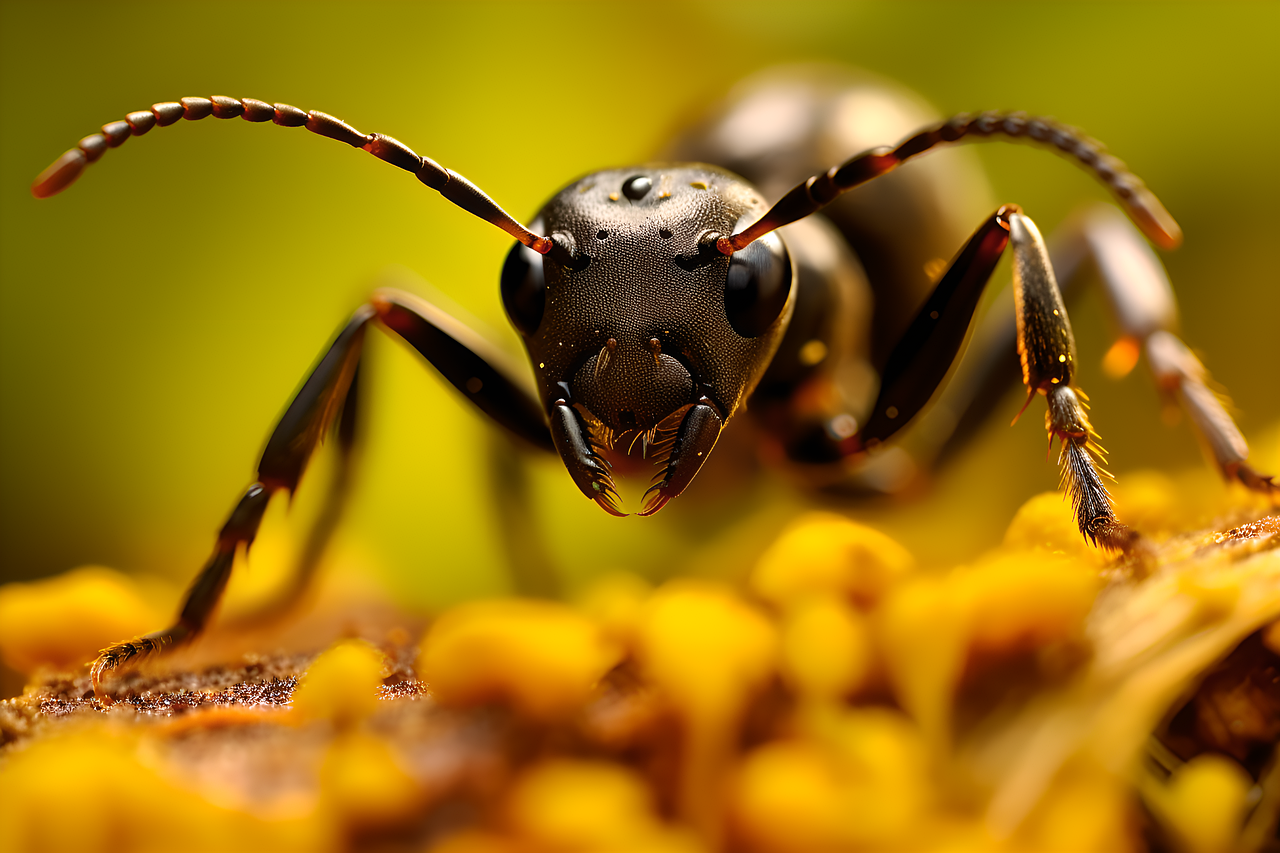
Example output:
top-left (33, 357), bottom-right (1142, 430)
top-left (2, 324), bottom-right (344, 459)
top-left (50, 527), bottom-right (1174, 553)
top-left (1, 462), bottom-right (1277, 852)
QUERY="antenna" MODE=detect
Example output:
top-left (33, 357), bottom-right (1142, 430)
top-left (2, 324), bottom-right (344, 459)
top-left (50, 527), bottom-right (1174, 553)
top-left (31, 95), bottom-right (552, 254)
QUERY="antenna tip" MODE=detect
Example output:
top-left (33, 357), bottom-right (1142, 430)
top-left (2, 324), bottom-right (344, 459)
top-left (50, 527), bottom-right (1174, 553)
top-left (32, 148), bottom-right (87, 198)
top-left (1129, 185), bottom-right (1182, 250)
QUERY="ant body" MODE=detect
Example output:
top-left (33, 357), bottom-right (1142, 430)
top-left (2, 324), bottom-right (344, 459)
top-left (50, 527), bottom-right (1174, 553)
top-left (27, 66), bottom-right (1274, 700)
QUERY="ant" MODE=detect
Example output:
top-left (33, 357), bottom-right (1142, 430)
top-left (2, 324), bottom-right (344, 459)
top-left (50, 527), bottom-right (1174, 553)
top-left (30, 68), bottom-right (1274, 700)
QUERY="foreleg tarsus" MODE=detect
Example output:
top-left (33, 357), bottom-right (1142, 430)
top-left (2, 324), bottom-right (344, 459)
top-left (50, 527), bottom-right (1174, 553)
top-left (1009, 212), bottom-right (1138, 552)
top-left (1045, 385), bottom-right (1136, 551)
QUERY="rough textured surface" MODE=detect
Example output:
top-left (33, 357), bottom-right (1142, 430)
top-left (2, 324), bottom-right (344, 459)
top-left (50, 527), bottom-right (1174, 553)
top-left (1, 498), bottom-right (1277, 852)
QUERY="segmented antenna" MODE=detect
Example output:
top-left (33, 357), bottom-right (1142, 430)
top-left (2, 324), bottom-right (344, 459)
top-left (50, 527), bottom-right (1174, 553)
top-left (31, 96), bottom-right (553, 255)
top-left (719, 110), bottom-right (1182, 255)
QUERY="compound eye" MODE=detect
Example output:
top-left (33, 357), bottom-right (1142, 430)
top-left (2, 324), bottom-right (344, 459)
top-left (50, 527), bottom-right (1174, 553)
top-left (500, 240), bottom-right (546, 336)
top-left (723, 232), bottom-right (791, 337)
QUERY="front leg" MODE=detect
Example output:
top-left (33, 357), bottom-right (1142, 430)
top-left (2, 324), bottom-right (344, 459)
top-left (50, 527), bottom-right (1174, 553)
top-left (90, 307), bottom-right (373, 700)
top-left (911, 204), bottom-right (1274, 501)
top-left (1066, 204), bottom-right (1274, 497)
top-left (836, 206), bottom-right (1138, 552)
top-left (1007, 213), bottom-right (1137, 551)
top-left (91, 290), bottom-right (553, 700)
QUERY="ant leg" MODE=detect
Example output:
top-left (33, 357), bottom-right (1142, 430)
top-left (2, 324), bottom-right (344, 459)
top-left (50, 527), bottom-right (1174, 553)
top-left (1002, 211), bottom-right (1137, 552)
top-left (91, 307), bottom-right (375, 700)
top-left (226, 366), bottom-right (363, 628)
top-left (771, 207), bottom-right (1011, 474)
top-left (851, 205), bottom-right (1015, 449)
top-left (369, 288), bottom-right (553, 453)
top-left (240, 286), bottom-right (560, 613)
top-left (1146, 334), bottom-right (1275, 493)
top-left (842, 206), bottom-right (1138, 551)
top-left (91, 290), bottom-right (556, 699)
top-left (1069, 204), bottom-right (1274, 495)
top-left (486, 430), bottom-right (561, 598)
top-left (927, 204), bottom-right (1274, 496)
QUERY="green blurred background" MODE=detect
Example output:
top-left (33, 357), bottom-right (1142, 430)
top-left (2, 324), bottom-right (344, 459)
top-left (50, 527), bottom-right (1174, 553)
top-left (2, 2), bottom-right (1276, 608)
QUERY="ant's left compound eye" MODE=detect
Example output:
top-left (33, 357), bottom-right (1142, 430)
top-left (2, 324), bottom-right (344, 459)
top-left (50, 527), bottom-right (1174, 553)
top-left (500, 240), bottom-right (547, 336)
top-left (724, 232), bottom-right (791, 337)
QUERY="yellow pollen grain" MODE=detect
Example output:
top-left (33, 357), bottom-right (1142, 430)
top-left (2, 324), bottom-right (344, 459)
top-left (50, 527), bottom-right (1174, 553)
top-left (799, 339), bottom-right (828, 366)
top-left (609, 192), bottom-right (619, 202)
top-left (1059, 354), bottom-right (1067, 362)
top-left (418, 599), bottom-right (621, 720)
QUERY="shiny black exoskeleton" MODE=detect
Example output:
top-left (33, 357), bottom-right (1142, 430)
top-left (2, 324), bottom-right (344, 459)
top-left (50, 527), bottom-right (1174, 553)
top-left (30, 68), bottom-right (1274, 698)
top-left (502, 166), bottom-right (792, 516)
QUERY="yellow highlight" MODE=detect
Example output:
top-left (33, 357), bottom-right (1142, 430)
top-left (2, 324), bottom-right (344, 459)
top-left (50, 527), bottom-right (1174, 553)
top-left (1110, 470), bottom-right (1179, 534)
top-left (0, 728), bottom-right (326, 853)
top-left (1102, 336), bottom-right (1142, 379)
top-left (797, 338), bottom-right (828, 366)
top-left (638, 580), bottom-right (777, 725)
top-left (751, 512), bottom-right (914, 609)
top-left (636, 580), bottom-right (778, 840)
top-left (732, 709), bottom-right (930, 851)
top-left (291, 639), bottom-right (387, 728)
top-left (1020, 761), bottom-right (1131, 853)
top-left (1145, 754), bottom-right (1252, 853)
top-left (877, 575), bottom-right (966, 744)
top-left (417, 598), bottom-right (621, 720)
top-left (733, 741), bottom-right (850, 851)
top-left (4, 457), bottom-right (1276, 851)
top-left (506, 760), bottom-right (699, 852)
top-left (0, 566), bottom-right (164, 674)
top-left (573, 571), bottom-right (653, 652)
top-left (319, 732), bottom-right (421, 832)
top-left (959, 551), bottom-right (1099, 653)
top-left (1178, 570), bottom-right (1242, 622)
top-left (778, 594), bottom-right (871, 701)
top-left (1003, 491), bottom-right (1105, 564)
top-left (878, 546), bottom-right (1098, 741)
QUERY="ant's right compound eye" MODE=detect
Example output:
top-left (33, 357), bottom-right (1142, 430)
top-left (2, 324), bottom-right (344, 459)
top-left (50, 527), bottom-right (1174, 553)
top-left (500, 240), bottom-right (546, 336)
top-left (724, 230), bottom-right (791, 338)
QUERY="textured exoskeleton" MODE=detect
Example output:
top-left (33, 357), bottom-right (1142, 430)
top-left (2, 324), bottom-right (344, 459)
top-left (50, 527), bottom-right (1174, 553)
top-left (29, 67), bottom-right (1274, 699)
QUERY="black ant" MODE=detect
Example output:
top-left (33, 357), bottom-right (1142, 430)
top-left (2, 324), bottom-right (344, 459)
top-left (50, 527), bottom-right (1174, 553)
top-left (30, 70), bottom-right (1274, 699)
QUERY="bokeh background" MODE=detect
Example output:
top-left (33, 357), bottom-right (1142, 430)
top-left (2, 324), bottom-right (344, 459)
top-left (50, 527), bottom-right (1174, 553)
top-left (2, 2), bottom-right (1276, 609)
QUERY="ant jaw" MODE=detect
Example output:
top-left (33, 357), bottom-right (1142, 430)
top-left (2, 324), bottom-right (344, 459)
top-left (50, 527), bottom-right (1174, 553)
top-left (639, 398), bottom-right (724, 517)
top-left (557, 394), bottom-right (723, 518)
top-left (593, 491), bottom-right (628, 517)
top-left (637, 490), bottom-right (672, 517)
top-left (549, 395), bottom-right (624, 515)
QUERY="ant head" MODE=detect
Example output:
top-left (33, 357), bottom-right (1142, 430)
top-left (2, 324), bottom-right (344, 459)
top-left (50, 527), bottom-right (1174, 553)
top-left (502, 165), bottom-right (794, 448)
